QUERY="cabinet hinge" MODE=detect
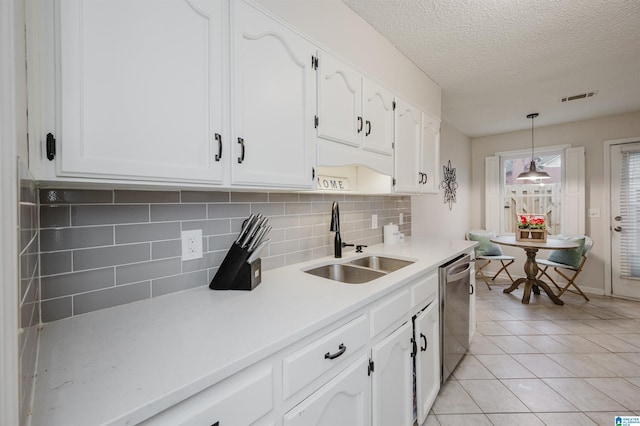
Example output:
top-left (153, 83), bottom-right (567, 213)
top-left (311, 55), bottom-right (318, 70)
top-left (392, 142), bottom-right (395, 149)
top-left (392, 177), bottom-right (396, 186)
top-left (392, 100), bottom-right (396, 110)
top-left (312, 167), bottom-right (315, 180)
top-left (367, 359), bottom-right (375, 376)
top-left (46, 132), bottom-right (56, 161)
top-left (314, 115), bottom-right (319, 128)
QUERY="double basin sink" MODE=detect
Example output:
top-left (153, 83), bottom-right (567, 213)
top-left (304, 255), bottom-right (414, 284)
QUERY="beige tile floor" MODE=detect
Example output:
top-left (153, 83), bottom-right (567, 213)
top-left (426, 279), bottom-right (640, 426)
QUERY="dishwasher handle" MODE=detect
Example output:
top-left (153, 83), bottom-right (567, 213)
top-left (446, 262), bottom-right (472, 282)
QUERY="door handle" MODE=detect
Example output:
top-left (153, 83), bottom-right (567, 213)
top-left (237, 137), bottom-right (245, 164)
top-left (357, 116), bottom-right (363, 133)
top-left (365, 120), bottom-right (371, 136)
top-left (614, 226), bottom-right (622, 232)
top-left (420, 333), bottom-right (427, 351)
top-left (214, 133), bottom-right (222, 161)
top-left (615, 216), bottom-right (622, 221)
top-left (324, 343), bottom-right (346, 360)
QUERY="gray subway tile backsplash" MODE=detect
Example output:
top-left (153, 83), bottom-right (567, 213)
top-left (38, 188), bottom-right (411, 322)
top-left (115, 222), bottom-right (181, 244)
top-left (73, 281), bottom-right (150, 315)
top-left (73, 243), bottom-right (150, 270)
top-left (40, 226), bottom-right (114, 252)
top-left (115, 258), bottom-right (181, 285)
top-left (72, 204), bottom-right (150, 226)
top-left (41, 267), bottom-right (115, 299)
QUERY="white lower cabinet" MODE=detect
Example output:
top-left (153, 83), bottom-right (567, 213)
top-left (140, 362), bottom-right (273, 425)
top-left (283, 355), bottom-right (372, 426)
top-left (371, 321), bottom-right (413, 426)
top-left (413, 301), bottom-right (440, 425)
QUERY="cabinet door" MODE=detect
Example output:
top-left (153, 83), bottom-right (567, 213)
top-left (414, 302), bottom-right (440, 425)
top-left (57, 0), bottom-right (225, 183)
top-left (362, 79), bottom-right (394, 156)
top-left (316, 52), bottom-right (362, 147)
top-left (393, 98), bottom-right (421, 193)
top-left (283, 355), bottom-right (371, 426)
top-left (371, 321), bottom-right (413, 426)
top-left (420, 112), bottom-right (441, 193)
top-left (231, 1), bottom-right (315, 189)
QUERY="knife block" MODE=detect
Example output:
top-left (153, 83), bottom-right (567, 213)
top-left (209, 243), bottom-right (262, 291)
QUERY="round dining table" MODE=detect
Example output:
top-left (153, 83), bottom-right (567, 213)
top-left (490, 235), bottom-right (579, 305)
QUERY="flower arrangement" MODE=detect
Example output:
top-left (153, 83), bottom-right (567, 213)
top-left (518, 215), bottom-right (546, 230)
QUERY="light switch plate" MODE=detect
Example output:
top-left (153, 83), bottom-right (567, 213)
top-left (372, 214), bottom-right (378, 229)
top-left (181, 229), bottom-right (203, 261)
top-left (399, 213), bottom-right (404, 225)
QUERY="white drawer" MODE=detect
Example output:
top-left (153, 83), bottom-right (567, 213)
top-left (370, 289), bottom-right (411, 336)
top-left (283, 314), bottom-right (369, 399)
top-left (411, 272), bottom-right (438, 309)
top-left (140, 363), bottom-right (272, 426)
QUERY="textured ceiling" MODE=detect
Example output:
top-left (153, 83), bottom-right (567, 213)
top-left (343, 0), bottom-right (640, 137)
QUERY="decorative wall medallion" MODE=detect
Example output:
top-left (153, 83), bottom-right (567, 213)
top-left (441, 160), bottom-right (458, 210)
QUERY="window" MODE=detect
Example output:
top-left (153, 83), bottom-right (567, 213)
top-left (502, 151), bottom-right (563, 235)
top-left (485, 146), bottom-right (585, 237)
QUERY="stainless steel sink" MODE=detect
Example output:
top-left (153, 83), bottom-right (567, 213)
top-left (348, 256), bottom-right (414, 272)
top-left (304, 263), bottom-right (385, 284)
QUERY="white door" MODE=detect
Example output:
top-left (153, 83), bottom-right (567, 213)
top-left (394, 98), bottom-right (421, 193)
top-left (610, 142), bottom-right (640, 299)
top-left (231, 1), bottom-right (315, 189)
top-left (420, 112), bottom-right (441, 194)
top-left (57, 0), bottom-right (225, 183)
top-left (362, 79), bottom-right (394, 156)
top-left (414, 302), bottom-right (440, 425)
top-left (371, 321), bottom-right (413, 426)
top-left (283, 355), bottom-right (371, 426)
top-left (316, 52), bottom-right (362, 147)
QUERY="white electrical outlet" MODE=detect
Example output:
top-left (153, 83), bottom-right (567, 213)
top-left (181, 229), bottom-right (203, 261)
top-left (372, 214), bottom-right (378, 229)
top-left (399, 213), bottom-right (404, 225)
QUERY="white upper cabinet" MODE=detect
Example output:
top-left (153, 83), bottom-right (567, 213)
top-left (315, 51), bottom-right (394, 174)
top-left (230, 1), bottom-right (315, 189)
top-left (56, 0), bottom-right (226, 183)
top-left (316, 52), bottom-right (362, 147)
top-left (394, 98), bottom-right (441, 194)
top-left (362, 79), bottom-right (394, 156)
top-left (420, 111), bottom-right (441, 194)
top-left (393, 98), bottom-right (422, 193)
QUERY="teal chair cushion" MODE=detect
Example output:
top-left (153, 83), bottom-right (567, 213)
top-left (547, 236), bottom-right (586, 269)
top-left (467, 231), bottom-right (503, 257)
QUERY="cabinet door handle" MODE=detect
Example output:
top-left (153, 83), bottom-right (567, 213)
top-left (324, 343), bottom-right (346, 360)
top-left (365, 120), bottom-right (371, 136)
top-left (410, 337), bottom-right (417, 358)
top-left (420, 333), bottom-right (427, 351)
top-left (214, 133), bottom-right (222, 161)
top-left (237, 137), bottom-right (245, 164)
top-left (357, 116), bottom-right (363, 133)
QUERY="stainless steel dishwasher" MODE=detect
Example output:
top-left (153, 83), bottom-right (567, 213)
top-left (439, 253), bottom-right (472, 383)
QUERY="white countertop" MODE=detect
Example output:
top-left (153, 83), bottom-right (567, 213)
top-left (32, 238), bottom-right (475, 425)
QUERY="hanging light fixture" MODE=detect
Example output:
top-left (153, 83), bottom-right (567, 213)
top-left (517, 113), bottom-right (550, 180)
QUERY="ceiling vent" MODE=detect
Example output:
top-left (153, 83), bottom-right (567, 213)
top-left (561, 91), bottom-right (598, 102)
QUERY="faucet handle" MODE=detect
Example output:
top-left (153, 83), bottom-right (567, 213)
top-left (355, 245), bottom-right (367, 253)
top-left (341, 242), bottom-right (354, 248)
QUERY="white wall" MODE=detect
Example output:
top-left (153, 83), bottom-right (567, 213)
top-left (471, 111), bottom-right (640, 293)
top-left (412, 121), bottom-right (472, 240)
top-left (253, 0), bottom-right (441, 118)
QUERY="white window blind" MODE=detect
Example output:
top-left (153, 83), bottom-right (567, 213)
top-left (619, 150), bottom-right (640, 277)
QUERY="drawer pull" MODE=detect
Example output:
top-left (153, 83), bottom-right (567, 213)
top-left (324, 343), bottom-right (346, 360)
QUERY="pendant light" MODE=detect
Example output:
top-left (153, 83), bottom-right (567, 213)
top-left (517, 113), bottom-right (550, 180)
